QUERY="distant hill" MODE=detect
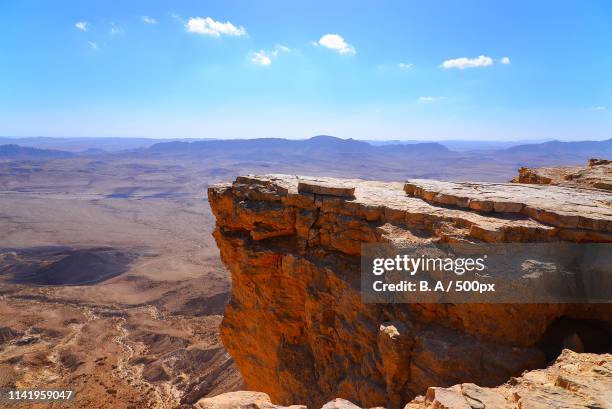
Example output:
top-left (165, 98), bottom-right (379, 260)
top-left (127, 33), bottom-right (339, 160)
top-left (503, 138), bottom-right (612, 155)
top-left (497, 139), bottom-right (612, 166)
top-left (361, 138), bottom-right (557, 151)
top-left (146, 135), bottom-right (451, 160)
top-left (0, 144), bottom-right (73, 160)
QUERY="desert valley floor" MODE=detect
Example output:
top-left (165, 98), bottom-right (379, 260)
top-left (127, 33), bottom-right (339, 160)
top-left (0, 137), bottom-right (610, 408)
top-left (0, 156), bottom-right (254, 408)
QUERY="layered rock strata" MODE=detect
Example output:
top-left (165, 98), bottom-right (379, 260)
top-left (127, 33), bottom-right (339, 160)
top-left (403, 180), bottom-right (612, 239)
top-left (208, 174), bottom-right (612, 408)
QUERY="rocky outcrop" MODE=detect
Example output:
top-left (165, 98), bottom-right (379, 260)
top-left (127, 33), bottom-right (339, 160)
top-left (513, 158), bottom-right (612, 191)
top-left (194, 391), bottom-right (306, 409)
top-left (208, 174), bottom-right (612, 408)
top-left (197, 350), bottom-right (611, 408)
top-left (404, 349), bottom-right (612, 409)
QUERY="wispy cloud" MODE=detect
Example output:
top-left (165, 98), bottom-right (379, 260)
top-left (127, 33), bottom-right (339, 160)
top-left (186, 17), bottom-right (246, 37)
top-left (75, 21), bottom-right (88, 31)
top-left (250, 45), bottom-right (291, 66)
top-left (418, 96), bottom-right (445, 102)
top-left (109, 23), bottom-right (124, 36)
top-left (441, 55), bottom-right (493, 69)
top-left (398, 63), bottom-right (413, 70)
top-left (316, 34), bottom-right (355, 55)
top-left (142, 16), bottom-right (157, 24)
top-left (274, 44), bottom-right (290, 53)
top-left (591, 106), bottom-right (606, 111)
top-left (88, 41), bottom-right (98, 51)
top-left (501, 56), bottom-right (511, 65)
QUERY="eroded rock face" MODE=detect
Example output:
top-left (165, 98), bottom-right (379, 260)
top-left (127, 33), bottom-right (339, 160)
top-left (208, 174), bottom-right (612, 408)
top-left (513, 159), bottom-right (612, 191)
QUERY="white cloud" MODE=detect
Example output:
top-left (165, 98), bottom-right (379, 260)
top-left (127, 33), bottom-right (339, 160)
top-left (591, 106), bottom-right (606, 111)
top-left (251, 51), bottom-right (272, 66)
top-left (75, 21), bottom-right (88, 31)
top-left (441, 55), bottom-right (493, 69)
top-left (398, 63), bottom-right (413, 70)
top-left (317, 34), bottom-right (355, 55)
top-left (249, 45), bottom-right (290, 66)
top-left (418, 96), bottom-right (444, 102)
top-left (501, 56), bottom-right (511, 65)
top-left (88, 41), bottom-right (98, 50)
top-left (186, 17), bottom-right (246, 37)
top-left (142, 16), bottom-right (157, 24)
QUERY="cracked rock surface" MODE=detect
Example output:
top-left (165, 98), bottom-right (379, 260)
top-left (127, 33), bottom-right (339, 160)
top-left (403, 179), bottom-right (612, 233)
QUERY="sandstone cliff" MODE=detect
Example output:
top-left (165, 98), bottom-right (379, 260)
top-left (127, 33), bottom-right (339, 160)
top-left (208, 174), bottom-right (611, 408)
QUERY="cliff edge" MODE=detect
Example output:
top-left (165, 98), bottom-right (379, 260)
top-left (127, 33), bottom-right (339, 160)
top-left (208, 174), bottom-right (611, 408)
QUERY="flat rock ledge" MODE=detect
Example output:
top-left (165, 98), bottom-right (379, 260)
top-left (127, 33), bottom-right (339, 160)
top-left (403, 179), bottom-right (612, 232)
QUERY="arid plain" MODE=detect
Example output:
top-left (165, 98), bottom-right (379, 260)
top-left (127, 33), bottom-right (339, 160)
top-left (0, 156), bottom-right (243, 408)
top-left (0, 136), bottom-right (610, 408)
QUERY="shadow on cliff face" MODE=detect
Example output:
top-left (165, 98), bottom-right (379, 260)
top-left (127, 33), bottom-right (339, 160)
top-left (1, 246), bottom-right (138, 285)
top-left (537, 316), bottom-right (612, 362)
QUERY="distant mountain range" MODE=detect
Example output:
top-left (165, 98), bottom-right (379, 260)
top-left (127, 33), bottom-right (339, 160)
top-left (3, 135), bottom-right (607, 154)
top-left (146, 135), bottom-right (450, 159)
top-left (1, 137), bottom-right (610, 178)
top-left (0, 144), bottom-right (73, 160)
top-left (0, 137), bottom-right (213, 152)
top-left (144, 135), bottom-right (611, 165)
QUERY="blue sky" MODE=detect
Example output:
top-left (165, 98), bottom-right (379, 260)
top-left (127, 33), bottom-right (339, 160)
top-left (0, 0), bottom-right (610, 140)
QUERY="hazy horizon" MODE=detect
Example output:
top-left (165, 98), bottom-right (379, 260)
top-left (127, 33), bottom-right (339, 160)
top-left (0, 134), bottom-right (610, 143)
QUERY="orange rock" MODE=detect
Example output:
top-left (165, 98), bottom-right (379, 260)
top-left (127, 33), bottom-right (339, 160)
top-left (208, 174), bottom-right (612, 409)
